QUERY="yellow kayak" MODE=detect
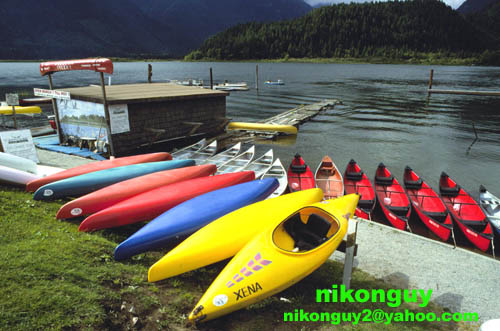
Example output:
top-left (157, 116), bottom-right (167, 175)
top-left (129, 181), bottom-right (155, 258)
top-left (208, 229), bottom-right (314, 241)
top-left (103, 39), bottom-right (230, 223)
top-left (0, 105), bottom-right (42, 115)
top-left (148, 188), bottom-right (324, 282)
top-left (188, 194), bottom-right (359, 323)
top-left (227, 122), bottom-right (298, 134)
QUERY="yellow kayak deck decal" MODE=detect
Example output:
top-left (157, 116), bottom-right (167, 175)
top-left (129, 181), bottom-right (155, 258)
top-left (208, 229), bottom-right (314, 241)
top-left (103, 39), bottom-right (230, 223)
top-left (226, 253), bottom-right (272, 288)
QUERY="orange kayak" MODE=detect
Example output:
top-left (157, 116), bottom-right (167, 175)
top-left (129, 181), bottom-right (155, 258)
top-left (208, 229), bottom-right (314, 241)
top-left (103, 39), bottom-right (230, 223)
top-left (315, 155), bottom-right (344, 199)
top-left (56, 164), bottom-right (216, 219)
top-left (26, 152), bottom-right (171, 192)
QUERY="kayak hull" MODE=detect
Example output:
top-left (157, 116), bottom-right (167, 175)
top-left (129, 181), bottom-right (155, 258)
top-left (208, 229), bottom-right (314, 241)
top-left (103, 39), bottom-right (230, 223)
top-left (227, 122), bottom-right (297, 134)
top-left (0, 165), bottom-right (40, 185)
top-left (148, 188), bottom-right (324, 282)
top-left (114, 178), bottom-right (279, 260)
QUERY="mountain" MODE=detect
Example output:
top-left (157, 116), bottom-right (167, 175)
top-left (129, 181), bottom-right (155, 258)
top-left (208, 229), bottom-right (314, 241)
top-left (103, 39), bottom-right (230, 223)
top-left (463, 1), bottom-right (500, 46)
top-left (188, 0), bottom-right (493, 60)
top-left (457, 0), bottom-right (499, 14)
top-left (0, 0), bottom-right (312, 60)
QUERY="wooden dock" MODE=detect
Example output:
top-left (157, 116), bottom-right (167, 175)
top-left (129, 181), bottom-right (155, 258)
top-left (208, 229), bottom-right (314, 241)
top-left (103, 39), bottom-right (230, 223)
top-left (216, 99), bottom-right (341, 147)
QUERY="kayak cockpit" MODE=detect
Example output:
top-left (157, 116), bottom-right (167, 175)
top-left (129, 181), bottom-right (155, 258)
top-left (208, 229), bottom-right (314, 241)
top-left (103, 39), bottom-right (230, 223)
top-left (273, 207), bottom-right (340, 252)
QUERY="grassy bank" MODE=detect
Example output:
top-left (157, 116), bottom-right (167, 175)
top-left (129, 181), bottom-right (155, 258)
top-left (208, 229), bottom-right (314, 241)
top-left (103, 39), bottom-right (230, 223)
top-left (0, 185), bottom-right (465, 330)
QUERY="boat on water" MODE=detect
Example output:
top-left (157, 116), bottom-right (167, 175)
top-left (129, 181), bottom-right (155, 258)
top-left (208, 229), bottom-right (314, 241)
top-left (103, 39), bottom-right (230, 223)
top-left (147, 188), bottom-right (323, 282)
top-left (261, 158), bottom-right (287, 199)
top-left (287, 154), bottom-right (315, 192)
top-left (315, 155), bottom-right (343, 200)
top-left (479, 185), bottom-right (500, 236)
top-left (264, 79), bottom-right (284, 85)
top-left (213, 82), bottom-right (249, 91)
top-left (374, 163), bottom-right (411, 231)
top-left (114, 178), bottom-right (279, 260)
top-left (202, 142), bottom-right (241, 168)
top-left (188, 194), bottom-right (359, 323)
top-left (26, 152), bottom-right (172, 192)
top-left (227, 122), bottom-right (297, 135)
top-left (243, 149), bottom-right (273, 179)
top-left (439, 172), bottom-right (493, 252)
top-left (171, 138), bottom-right (206, 160)
top-left (217, 146), bottom-right (255, 174)
top-left (403, 166), bottom-right (453, 242)
top-left (343, 159), bottom-right (376, 219)
top-left (78, 171), bottom-right (255, 232)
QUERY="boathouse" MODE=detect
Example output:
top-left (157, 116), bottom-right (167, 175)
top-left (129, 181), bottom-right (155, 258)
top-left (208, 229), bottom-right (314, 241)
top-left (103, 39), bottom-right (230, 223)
top-left (56, 83), bottom-right (229, 156)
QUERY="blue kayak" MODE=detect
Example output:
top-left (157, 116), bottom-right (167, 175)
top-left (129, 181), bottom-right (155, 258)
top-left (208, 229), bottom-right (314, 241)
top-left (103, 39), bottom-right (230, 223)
top-left (33, 159), bottom-right (195, 200)
top-left (114, 177), bottom-right (279, 260)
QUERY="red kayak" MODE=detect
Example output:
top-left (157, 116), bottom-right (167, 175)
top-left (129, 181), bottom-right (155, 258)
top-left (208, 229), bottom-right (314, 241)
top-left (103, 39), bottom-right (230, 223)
top-left (56, 164), bottom-right (216, 219)
top-left (287, 153), bottom-right (315, 192)
top-left (78, 171), bottom-right (255, 231)
top-left (344, 159), bottom-right (376, 219)
top-left (26, 152), bottom-right (172, 192)
top-left (374, 163), bottom-right (411, 231)
top-left (439, 172), bottom-right (493, 252)
top-left (403, 167), bottom-right (453, 242)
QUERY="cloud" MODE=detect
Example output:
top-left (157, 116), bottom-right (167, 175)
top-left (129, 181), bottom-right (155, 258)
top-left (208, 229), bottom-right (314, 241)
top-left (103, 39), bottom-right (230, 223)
top-left (304, 0), bottom-right (466, 10)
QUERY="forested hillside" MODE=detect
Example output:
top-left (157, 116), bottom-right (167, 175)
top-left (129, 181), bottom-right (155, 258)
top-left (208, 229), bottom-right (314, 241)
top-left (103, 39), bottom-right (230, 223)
top-left (187, 0), bottom-right (495, 62)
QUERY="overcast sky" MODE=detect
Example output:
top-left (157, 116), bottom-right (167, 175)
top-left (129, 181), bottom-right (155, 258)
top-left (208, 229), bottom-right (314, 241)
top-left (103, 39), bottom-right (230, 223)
top-left (304, 0), bottom-right (466, 10)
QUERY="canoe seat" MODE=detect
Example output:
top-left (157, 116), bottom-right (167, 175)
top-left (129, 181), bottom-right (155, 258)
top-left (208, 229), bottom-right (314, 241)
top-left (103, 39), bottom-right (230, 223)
top-left (375, 175), bottom-right (394, 185)
top-left (284, 213), bottom-right (331, 251)
top-left (291, 164), bottom-right (307, 174)
top-left (425, 211), bottom-right (448, 218)
top-left (440, 185), bottom-right (460, 197)
top-left (321, 162), bottom-right (335, 172)
top-left (346, 171), bottom-right (363, 181)
top-left (404, 179), bottom-right (423, 189)
top-left (359, 199), bottom-right (375, 208)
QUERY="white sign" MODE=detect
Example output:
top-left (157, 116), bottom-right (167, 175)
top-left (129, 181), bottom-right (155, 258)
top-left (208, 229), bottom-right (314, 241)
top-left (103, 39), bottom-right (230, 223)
top-left (109, 104), bottom-right (130, 134)
top-left (0, 129), bottom-right (39, 163)
top-left (34, 88), bottom-right (71, 100)
top-left (5, 93), bottom-right (19, 106)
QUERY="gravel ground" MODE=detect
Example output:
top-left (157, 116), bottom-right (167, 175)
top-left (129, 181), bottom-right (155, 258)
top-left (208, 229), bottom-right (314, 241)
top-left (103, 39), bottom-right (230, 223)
top-left (330, 218), bottom-right (500, 323)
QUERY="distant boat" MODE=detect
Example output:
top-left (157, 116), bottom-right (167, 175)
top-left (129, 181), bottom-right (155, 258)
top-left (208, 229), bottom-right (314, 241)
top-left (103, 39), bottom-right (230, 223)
top-left (213, 82), bottom-right (249, 91)
top-left (265, 79), bottom-right (284, 85)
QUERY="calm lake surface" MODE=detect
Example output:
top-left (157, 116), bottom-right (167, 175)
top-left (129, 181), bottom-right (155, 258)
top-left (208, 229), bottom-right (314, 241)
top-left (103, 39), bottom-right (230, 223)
top-left (1, 61), bottom-right (499, 198)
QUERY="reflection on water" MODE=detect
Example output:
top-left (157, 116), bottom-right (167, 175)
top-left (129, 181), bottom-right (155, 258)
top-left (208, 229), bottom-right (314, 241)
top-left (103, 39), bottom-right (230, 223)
top-left (1, 62), bottom-right (499, 196)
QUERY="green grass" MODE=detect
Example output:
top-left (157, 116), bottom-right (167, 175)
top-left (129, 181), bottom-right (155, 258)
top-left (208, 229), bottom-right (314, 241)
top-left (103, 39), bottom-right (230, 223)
top-left (0, 185), bottom-right (471, 330)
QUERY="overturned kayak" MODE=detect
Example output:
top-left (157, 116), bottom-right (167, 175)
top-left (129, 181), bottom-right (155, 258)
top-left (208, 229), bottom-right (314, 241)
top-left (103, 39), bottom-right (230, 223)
top-left (0, 165), bottom-right (40, 186)
top-left (26, 152), bottom-right (172, 192)
top-left (227, 122), bottom-right (297, 135)
top-left (343, 159), bottom-right (376, 219)
top-left (56, 164), bottom-right (216, 219)
top-left (479, 185), bottom-right (500, 235)
top-left (374, 163), bottom-right (411, 231)
top-left (148, 188), bottom-right (323, 282)
top-left (79, 171), bottom-right (255, 232)
top-left (0, 152), bottom-right (38, 174)
top-left (403, 166), bottom-right (453, 242)
top-left (114, 178), bottom-right (279, 260)
top-left (439, 173), bottom-right (493, 252)
top-left (315, 155), bottom-right (343, 200)
top-left (188, 194), bottom-right (358, 323)
top-left (33, 159), bottom-right (193, 200)
top-left (287, 153), bottom-right (315, 192)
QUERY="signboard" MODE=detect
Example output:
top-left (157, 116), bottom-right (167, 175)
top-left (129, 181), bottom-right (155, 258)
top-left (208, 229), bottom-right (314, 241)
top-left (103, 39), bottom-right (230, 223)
top-left (0, 129), bottom-right (39, 163)
top-left (34, 88), bottom-right (71, 100)
top-left (109, 104), bottom-right (130, 134)
top-left (40, 58), bottom-right (114, 76)
top-left (56, 99), bottom-right (108, 143)
top-left (5, 93), bottom-right (19, 106)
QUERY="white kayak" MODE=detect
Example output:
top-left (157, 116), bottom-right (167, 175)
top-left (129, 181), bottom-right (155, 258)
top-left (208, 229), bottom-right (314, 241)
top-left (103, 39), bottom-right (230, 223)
top-left (0, 152), bottom-right (38, 174)
top-left (479, 185), bottom-right (500, 235)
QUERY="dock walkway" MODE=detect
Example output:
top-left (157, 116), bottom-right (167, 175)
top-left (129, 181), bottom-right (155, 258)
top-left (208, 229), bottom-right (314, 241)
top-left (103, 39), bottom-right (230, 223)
top-left (330, 218), bottom-right (500, 323)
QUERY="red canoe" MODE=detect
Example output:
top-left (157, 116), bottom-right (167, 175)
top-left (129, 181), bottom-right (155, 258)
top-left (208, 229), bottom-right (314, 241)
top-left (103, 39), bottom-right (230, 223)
top-left (403, 167), bottom-right (453, 242)
top-left (78, 171), bottom-right (255, 231)
top-left (344, 159), bottom-right (376, 219)
top-left (374, 163), bottom-right (411, 231)
top-left (287, 153), bottom-right (315, 192)
top-left (56, 164), bottom-right (216, 219)
top-left (26, 152), bottom-right (171, 192)
top-left (439, 172), bottom-right (493, 252)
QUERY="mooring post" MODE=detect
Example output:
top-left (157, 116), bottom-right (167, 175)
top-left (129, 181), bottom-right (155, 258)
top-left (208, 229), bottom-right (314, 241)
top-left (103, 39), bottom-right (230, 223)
top-left (427, 69), bottom-right (434, 96)
top-left (255, 64), bottom-right (259, 90)
top-left (148, 64), bottom-right (152, 83)
top-left (210, 67), bottom-right (213, 90)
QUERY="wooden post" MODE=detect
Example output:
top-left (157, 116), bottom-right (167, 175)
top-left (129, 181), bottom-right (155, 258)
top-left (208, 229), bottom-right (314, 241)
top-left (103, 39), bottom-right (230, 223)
top-left (342, 218), bottom-right (358, 290)
top-left (148, 64), bottom-right (153, 83)
top-left (210, 68), bottom-right (213, 90)
top-left (11, 105), bottom-right (17, 129)
top-left (255, 64), bottom-right (259, 90)
top-left (99, 72), bottom-right (115, 157)
top-left (47, 73), bottom-right (64, 144)
top-left (428, 69), bottom-right (434, 96)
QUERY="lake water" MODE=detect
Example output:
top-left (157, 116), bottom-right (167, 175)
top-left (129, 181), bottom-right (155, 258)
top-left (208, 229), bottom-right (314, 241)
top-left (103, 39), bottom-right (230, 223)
top-left (1, 61), bottom-right (499, 199)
